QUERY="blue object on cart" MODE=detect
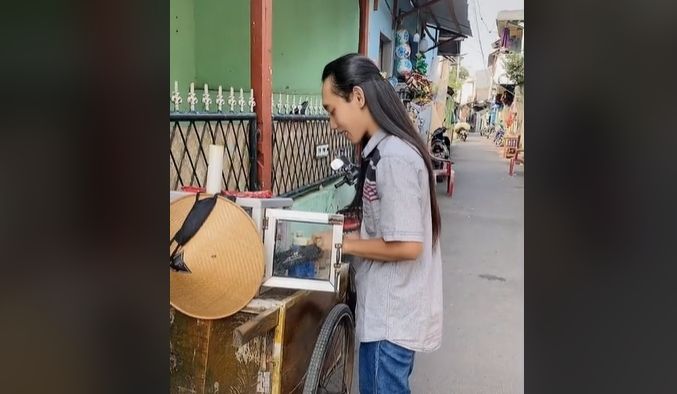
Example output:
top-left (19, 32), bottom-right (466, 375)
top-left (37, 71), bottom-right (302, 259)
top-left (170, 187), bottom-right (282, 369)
top-left (288, 260), bottom-right (316, 278)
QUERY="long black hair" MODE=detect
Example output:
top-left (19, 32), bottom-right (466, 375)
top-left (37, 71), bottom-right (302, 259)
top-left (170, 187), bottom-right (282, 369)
top-left (322, 53), bottom-right (441, 244)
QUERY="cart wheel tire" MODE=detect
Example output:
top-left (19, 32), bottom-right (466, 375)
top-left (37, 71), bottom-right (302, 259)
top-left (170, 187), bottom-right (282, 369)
top-left (303, 303), bottom-right (355, 394)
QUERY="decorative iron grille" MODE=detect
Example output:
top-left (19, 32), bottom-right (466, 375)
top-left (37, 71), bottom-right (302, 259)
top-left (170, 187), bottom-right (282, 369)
top-left (272, 115), bottom-right (354, 196)
top-left (170, 113), bottom-right (257, 192)
top-left (394, 83), bottom-right (413, 104)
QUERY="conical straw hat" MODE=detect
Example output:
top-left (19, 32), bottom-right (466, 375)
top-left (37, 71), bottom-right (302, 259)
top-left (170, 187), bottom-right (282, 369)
top-left (169, 194), bottom-right (264, 319)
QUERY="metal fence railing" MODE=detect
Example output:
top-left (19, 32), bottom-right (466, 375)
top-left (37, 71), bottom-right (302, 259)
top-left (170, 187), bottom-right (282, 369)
top-left (170, 112), bottom-right (257, 192)
top-left (272, 115), bottom-right (354, 197)
top-left (169, 84), bottom-right (356, 197)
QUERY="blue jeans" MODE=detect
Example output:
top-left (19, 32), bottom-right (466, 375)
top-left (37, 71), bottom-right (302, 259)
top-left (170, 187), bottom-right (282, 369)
top-left (359, 341), bottom-right (415, 394)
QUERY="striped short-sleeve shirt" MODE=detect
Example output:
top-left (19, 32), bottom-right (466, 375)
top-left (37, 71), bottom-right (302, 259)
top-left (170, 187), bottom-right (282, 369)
top-left (353, 129), bottom-right (443, 352)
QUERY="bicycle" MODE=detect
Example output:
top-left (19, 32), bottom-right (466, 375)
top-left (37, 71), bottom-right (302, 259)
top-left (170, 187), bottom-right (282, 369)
top-left (493, 128), bottom-right (505, 146)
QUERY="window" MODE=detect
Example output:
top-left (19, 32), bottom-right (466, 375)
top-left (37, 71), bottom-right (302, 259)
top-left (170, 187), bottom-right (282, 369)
top-left (379, 33), bottom-right (393, 77)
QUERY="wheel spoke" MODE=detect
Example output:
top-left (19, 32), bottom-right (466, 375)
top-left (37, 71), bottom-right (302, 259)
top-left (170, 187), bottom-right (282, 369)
top-left (319, 324), bottom-right (346, 389)
top-left (303, 304), bottom-right (355, 394)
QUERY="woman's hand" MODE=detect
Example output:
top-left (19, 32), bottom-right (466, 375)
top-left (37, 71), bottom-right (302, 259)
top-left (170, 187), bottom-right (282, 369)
top-left (311, 232), bottom-right (333, 251)
top-left (313, 231), bottom-right (360, 252)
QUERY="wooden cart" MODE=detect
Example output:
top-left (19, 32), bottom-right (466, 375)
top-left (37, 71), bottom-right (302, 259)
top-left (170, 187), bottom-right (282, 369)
top-left (170, 193), bottom-right (356, 394)
top-left (170, 265), bottom-right (353, 394)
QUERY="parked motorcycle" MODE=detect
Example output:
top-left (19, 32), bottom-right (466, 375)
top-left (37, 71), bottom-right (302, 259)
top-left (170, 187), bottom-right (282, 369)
top-left (453, 122), bottom-right (470, 142)
top-left (431, 126), bottom-right (451, 159)
top-left (330, 156), bottom-right (360, 188)
top-left (480, 124), bottom-right (492, 137)
top-left (430, 126), bottom-right (452, 183)
top-left (458, 128), bottom-right (468, 142)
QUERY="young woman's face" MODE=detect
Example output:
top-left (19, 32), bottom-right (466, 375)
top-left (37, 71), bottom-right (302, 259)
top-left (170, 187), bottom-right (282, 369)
top-left (321, 78), bottom-right (368, 144)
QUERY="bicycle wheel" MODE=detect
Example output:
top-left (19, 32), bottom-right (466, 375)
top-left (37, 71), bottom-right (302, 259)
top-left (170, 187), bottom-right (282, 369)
top-left (303, 303), bottom-right (355, 394)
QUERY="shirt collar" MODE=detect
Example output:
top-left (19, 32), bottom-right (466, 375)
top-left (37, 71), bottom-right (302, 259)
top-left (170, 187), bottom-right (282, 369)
top-left (361, 129), bottom-right (388, 159)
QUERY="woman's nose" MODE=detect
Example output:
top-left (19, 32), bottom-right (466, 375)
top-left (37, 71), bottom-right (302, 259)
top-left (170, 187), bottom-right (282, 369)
top-left (329, 118), bottom-right (337, 130)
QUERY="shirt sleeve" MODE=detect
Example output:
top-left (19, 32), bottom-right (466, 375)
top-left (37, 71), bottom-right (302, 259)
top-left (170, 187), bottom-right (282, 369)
top-left (376, 156), bottom-right (425, 242)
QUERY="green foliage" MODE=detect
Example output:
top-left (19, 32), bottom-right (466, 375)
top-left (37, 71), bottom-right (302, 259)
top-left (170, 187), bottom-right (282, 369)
top-left (503, 53), bottom-right (524, 86)
top-left (447, 65), bottom-right (469, 96)
top-left (413, 53), bottom-right (428, 75)
top-left (458, 66), bottom-right (469, 81)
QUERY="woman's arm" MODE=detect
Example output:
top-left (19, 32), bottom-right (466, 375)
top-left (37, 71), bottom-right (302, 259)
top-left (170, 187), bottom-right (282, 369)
top-left (343, 237), bottom-right (423, 261)
top-left (313, 232), bottom-right (422, 262)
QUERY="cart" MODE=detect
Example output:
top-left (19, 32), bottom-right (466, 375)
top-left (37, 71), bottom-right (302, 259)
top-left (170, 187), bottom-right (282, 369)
top-left (170, 192), bottom-right (357, 394)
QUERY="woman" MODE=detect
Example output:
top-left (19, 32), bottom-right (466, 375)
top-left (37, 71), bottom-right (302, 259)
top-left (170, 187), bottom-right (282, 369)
top-left (313, 53), bottom-right (443, 393)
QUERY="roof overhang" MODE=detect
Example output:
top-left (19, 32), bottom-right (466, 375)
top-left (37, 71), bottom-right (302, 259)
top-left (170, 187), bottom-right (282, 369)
top-left (397, 0), bottom-right (472, 39)
top-left (496, 9), bottom-right (524, 32)
top-left (496, 10), bottom-right (524, 21)
top-left (428, 0), bottom-right (473, 38)
top-left (435, 35), bottom-right (463, 56)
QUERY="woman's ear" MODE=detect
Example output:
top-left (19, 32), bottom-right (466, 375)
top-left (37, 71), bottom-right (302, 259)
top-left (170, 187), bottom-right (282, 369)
top-left (352, 86), bottom-right (366, 109)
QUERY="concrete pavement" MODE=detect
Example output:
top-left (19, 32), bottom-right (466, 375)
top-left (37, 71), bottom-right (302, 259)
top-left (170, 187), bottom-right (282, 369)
top-left (348, 133), bottom-right (523, 393)
top-left (410, 133), bottom-right (524, 393)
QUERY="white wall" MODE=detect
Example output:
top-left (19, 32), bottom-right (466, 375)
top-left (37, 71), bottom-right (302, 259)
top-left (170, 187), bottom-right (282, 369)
top-left (474, 69), bottom-right (492, 101)
top-left (492, 53), bottom-right (514, 85)
top-left (460, 80), bottom-right (475, 105)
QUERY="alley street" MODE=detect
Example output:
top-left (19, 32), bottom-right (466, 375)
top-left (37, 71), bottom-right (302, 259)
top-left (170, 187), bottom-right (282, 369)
top-left (410, 133), bottom-right (524, 393)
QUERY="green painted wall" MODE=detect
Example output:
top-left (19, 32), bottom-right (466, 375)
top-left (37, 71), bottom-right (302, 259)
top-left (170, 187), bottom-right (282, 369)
top-left (170, 0), bottom-right (359, 96)
top-left (170, 0), bottom-right (196, 93)
top-left (195, 0), bottom-right (250, 89)
top-left (272, 0), bottom-right (359, 94)
top-left (169, 0), bottom-right (359, 214)
top-left (291, 181), bottom-right (355, 213)
top-left (285, 181), bottom-right (356, 239)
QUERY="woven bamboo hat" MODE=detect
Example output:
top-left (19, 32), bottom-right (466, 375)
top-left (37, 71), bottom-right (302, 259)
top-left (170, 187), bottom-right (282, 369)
top-left (169, 194), bottom-right (264, 319)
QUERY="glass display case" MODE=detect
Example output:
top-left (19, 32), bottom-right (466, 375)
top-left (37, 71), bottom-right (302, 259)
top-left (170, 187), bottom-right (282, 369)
top-left (262, 209), bottom-right (344, 292)
top-left (235, 197), bottom-right (294, 239)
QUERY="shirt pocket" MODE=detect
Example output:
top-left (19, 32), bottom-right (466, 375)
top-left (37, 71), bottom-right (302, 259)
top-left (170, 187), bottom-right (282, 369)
top-left (363, 199), bottom-right (381, 236)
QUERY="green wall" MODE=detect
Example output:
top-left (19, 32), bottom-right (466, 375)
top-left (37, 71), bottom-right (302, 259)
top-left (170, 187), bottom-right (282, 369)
top-left (195, 0), bottom-right (250, 90)
top-left (272, 0), bottom-right (359, 94)
top-left (169, 0), bottom-right (358, 215)
top-left (285, 181), bottom-right (356, 238)
top-left (170, 0), bottom-right (359, 96)
top-left (291, 181), bottom-right (355, 213)
top-left (170, 0), bottom-right (196, 93)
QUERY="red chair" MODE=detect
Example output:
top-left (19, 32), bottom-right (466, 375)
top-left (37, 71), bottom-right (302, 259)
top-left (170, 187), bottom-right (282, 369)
top-left (504, 135), bottom-right (524, 176)
top-left (509, 149), bottom-right (524, 176)
top-left (431, 157), bottom-right (454, 197)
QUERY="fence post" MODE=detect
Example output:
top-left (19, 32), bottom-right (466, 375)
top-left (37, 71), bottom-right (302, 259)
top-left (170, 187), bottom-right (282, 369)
top-left (251, 0), bottom-right (273, 192)
top-left (248, 115), bottom-right (259, 190)
top-left (358, 0), bottom-right (369, 56)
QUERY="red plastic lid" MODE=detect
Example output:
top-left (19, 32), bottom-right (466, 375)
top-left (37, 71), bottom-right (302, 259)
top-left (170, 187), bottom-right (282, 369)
top-left (343, 217), bottom-right (361, 232)
top-left (180, 186), bottom-right (273, 199)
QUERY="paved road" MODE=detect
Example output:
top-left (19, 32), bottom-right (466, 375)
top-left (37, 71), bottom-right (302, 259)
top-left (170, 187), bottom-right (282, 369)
top-left (349, 133), bottom-right (523, 393)
top-left (410, 133), bottom-right (524, 393)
